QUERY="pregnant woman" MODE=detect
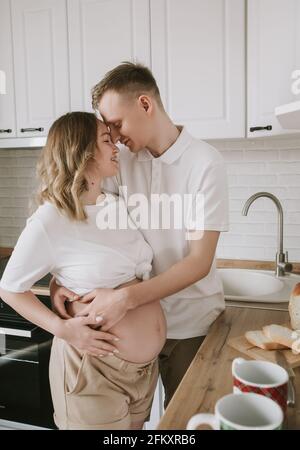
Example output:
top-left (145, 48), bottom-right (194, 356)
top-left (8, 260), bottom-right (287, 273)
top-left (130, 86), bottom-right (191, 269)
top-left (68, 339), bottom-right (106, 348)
top-left (0, 112), bottom-right (166, 430)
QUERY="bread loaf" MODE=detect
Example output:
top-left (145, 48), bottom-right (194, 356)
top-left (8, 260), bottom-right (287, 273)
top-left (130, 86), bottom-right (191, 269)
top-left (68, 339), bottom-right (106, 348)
top-left (289, 283), bottom-right (300, 330)
top-left (245, 330), bottom-right (288, 350)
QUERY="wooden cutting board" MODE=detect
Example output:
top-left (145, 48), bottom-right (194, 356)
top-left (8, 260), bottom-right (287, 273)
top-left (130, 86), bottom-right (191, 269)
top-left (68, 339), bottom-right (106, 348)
top-left (228, 335), bottom-right (300, 368)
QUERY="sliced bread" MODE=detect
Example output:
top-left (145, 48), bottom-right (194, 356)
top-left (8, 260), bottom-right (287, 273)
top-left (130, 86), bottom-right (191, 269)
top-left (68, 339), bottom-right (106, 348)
top-left (262, 324), bottom-right (295, 348)
top-left (245, 330), bottom-right (288, 350)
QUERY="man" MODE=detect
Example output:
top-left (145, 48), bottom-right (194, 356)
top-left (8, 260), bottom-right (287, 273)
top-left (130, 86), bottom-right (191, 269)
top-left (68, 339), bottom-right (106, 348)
top-left (51, 62), bottom-right (228, 409)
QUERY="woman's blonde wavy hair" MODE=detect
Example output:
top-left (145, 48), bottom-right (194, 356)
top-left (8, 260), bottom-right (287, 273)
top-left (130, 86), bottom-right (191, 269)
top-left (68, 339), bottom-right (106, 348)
top-left (36, 112), bottom-right (98, 221)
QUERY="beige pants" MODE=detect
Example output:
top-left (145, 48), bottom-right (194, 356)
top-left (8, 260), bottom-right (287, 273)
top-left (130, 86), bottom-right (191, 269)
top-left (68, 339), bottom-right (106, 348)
top-left (49, 336), bottom-right (159, 430)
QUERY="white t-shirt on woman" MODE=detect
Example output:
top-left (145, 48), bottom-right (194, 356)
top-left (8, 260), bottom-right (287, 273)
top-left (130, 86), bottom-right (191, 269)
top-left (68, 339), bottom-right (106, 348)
top-left (0, 193), bottom-right (153, 295)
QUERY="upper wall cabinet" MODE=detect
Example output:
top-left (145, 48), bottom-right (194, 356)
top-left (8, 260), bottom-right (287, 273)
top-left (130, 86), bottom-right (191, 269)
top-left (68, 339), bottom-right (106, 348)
top-left (247, 0), bottom-right (300, 137)
top-left (1, 0), bottom-right (300, 147)
top-left (150, 0), bottom-right (246, 139)
top-left (68, 0), bottom-right (151, 112)
top-left (0, 0), bottom-right (17, 138)
top-left (9, 0), bottom-right (70, 138)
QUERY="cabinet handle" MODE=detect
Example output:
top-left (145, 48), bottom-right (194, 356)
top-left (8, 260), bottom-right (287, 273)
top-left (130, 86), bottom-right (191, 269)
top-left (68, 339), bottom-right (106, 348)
top-left (0, 129), bottom-right (12, 133)
top-left (0, 326), bottom-right (35, 338)
top-left (20, 127), bottom-right (44, 133)
top-left (249, 125), bottom-right (272, 132)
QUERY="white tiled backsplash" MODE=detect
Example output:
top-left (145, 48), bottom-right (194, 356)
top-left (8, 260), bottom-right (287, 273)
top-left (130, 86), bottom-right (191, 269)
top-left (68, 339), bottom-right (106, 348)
top-left (0, 137), bottom-right (300, 261)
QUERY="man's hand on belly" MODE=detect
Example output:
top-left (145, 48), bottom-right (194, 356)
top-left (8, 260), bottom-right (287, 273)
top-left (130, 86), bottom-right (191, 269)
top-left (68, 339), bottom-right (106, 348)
top-left (49, 277), bottom-right (80, 319)
top-left (75, 288), bottom-right (129, 332)
top-left (66, 299), bottom-right (99, 329)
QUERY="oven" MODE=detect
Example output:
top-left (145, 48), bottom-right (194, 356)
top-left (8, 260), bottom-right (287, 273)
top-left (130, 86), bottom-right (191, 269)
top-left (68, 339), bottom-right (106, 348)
top-left (0, 259), bottom-right (55, 428)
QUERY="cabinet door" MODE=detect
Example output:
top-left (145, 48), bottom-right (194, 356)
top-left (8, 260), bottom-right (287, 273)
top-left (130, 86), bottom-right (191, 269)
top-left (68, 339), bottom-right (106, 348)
top-left (0, 0), bottom-right (16, 138)
top-left (68, 0), bottom-right (151, 112)
top-left (145, 378), bottom-right (164, 430)
top-left (11, 0), bottom-right (70, 137)
top-left (248, 0), bottom-right (300, 137)
top-left (150, 0), bottom-right (245, 139)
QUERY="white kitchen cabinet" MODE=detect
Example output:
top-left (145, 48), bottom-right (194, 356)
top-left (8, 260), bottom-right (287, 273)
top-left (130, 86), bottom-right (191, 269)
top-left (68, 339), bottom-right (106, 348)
top-left (247, 0), bottom-right (300, 137)
top-left (2, 0), bottom-right (300, 147)
top-left (10, 0), bottom-right (70, 138)
top-left (150, 0), bottom-right (245, 139)
top-left (0, 0), bottom-right (17, 138)
top-left (68, 0), bottom-right (151, 112)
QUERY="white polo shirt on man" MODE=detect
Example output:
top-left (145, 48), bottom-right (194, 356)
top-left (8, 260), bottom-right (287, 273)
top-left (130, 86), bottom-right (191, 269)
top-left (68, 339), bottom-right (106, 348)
top-left (103, 126), bottom-right (229, 339)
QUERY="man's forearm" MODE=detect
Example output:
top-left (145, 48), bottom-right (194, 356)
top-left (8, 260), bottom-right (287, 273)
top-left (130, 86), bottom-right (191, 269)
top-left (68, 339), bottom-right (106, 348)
top-left (124, 254), bottom-right (211, 310)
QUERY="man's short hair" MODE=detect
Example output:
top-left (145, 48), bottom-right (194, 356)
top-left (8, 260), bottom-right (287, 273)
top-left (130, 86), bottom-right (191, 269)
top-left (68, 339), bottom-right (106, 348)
top-left (91, 61), bottom-right (163, 111)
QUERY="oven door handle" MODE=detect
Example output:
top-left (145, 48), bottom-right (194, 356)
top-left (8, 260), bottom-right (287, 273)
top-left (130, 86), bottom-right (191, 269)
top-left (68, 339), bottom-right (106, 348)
top-left (0, 326), bottom-right (36, 338)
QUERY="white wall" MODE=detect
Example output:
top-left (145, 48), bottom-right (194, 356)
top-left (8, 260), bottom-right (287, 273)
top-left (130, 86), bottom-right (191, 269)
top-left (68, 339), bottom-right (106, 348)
top-left (210, 136), bottom-right (300, 262)
top-left (0, 135), bottom-right (300, 261)
top-left (0, 149), bottom-right (38, 247)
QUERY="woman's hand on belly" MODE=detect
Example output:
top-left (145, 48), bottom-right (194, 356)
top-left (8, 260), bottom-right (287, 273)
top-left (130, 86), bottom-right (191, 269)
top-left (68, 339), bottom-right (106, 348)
top-left (75, 287), bottom-right (129, 332)
top-left (57, 315), bottom-right (121, 357)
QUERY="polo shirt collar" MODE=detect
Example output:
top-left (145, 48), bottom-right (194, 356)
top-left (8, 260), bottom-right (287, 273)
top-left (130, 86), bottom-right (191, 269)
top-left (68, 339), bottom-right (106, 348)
top-left (137, 126), bottom-right (192, 165)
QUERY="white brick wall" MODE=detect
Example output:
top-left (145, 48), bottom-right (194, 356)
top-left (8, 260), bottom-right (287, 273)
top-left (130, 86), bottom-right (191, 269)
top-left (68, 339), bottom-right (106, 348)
top-left (0, 149), bottom-right (39, 247)
top-left (0, 136), bottom-right (300, 261)
top-left (208, 136), bottom-right (300, 261)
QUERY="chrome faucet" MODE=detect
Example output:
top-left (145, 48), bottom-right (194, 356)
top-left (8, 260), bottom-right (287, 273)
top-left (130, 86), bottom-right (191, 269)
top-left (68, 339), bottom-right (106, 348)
top-left (242, 192), bottom-right (293, 277)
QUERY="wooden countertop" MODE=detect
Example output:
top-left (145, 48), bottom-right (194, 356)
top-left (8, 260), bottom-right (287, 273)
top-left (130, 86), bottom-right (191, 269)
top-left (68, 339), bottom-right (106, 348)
top-left (216, 258), bottom-right (300, 275)
top-left (157, 305), bottom-right (300, 430)
top-left (0, 247), bottom-right (13, 259)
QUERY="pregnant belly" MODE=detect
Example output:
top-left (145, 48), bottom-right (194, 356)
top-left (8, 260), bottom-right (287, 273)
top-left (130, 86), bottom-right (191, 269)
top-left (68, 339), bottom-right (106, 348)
top-left (66, 279), bottom-right (167, 363)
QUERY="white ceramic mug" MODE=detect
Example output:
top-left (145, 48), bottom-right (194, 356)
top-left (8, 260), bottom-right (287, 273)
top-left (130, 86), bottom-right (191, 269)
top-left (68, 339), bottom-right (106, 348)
top-left (232, 357), bottom-right (288, 413)
top-left (186, 393), bottom-right (283, 430)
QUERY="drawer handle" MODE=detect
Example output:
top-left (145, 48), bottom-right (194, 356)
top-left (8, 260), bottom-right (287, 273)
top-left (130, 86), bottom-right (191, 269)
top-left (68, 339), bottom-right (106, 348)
top-left (249, 125), bottom-right (272, 132)
top-left (0, 326), bottom-right (34, 338)
top-left (0, 129), bottom-right (12, 133)
top-left (20, 127), bottom-right (44, 133)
